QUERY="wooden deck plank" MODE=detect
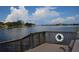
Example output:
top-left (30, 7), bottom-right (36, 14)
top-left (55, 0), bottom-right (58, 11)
top-left (72, 40), bottom-right (79, 52)
top-left (27, 43), bottom-right (69, 52)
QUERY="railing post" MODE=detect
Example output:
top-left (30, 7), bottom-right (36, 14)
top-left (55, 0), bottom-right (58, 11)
top-left (39, 33), bottom-right (41, 45)
top-left (20, 39), bottom-right (23, 52)
top-left (43, 32), bottom-right (46, 43)
top-left (29, 34), bottom-right (34, 49)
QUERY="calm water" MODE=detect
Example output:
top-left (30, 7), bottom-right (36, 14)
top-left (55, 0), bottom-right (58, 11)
top-left (0, 26), bottom-right (78, 42)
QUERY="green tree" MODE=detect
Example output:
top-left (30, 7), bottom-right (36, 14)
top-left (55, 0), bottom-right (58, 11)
top-left (25, 22), bottom-right (35, 27)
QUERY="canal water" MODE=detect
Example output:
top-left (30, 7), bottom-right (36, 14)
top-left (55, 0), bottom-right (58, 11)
top-left (0, 26), bottom-right (78, 42)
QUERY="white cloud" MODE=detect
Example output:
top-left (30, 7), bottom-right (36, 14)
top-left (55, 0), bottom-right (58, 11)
top-left (50, 17), bottom-right (64, 24)
top-left (50, 15), bottom-right (79, 24)
top-left (4, 6), bottom-right (29, 23)
top-left (32, 7), bottom-right (59, 18)
top-left (31, 6), bottom-right (60, 24)
top-left (65, 16), bottom-right (76, 24)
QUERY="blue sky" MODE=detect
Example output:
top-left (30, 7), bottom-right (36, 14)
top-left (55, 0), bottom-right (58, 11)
top-left (0, 6), bottom-right (79, 24)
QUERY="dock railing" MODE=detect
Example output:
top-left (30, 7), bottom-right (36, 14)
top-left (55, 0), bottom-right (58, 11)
top-left (0, 31), bottom-right (77, 52)
top-left (0, 32), bottom-right (46, 52)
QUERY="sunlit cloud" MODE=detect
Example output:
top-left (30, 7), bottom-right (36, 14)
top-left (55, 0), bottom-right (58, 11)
top-left (51, 15), bottom-right (79, 24)
top-left (4, 6), bottom-right (29, 23)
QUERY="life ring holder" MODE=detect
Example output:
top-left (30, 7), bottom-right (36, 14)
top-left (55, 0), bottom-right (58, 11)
top-left (55, 33), bottom-right (64, 42)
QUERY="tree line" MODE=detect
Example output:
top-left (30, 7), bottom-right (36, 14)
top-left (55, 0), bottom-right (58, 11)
top-left (0, 20), bottom-right (35, 28)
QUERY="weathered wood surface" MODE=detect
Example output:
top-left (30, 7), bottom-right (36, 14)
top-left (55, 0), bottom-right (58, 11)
top-left (27, 43), bottom-right (69, 52)
top-left (72, 40), bottom-right (79, 52)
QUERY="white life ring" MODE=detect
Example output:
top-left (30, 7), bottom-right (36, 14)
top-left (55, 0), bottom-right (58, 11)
top-left (55, 33), bottom-right (64, 42)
